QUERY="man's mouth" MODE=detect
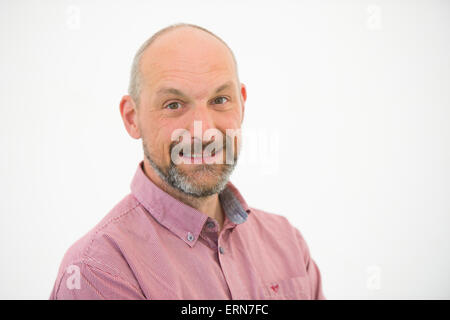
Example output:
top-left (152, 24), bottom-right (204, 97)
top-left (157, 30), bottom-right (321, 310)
top-left (179, 147), bottom-right (224, 163)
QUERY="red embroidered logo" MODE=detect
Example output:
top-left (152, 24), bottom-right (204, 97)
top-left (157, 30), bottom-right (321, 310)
top-left (270, 284), bottom-right (279, 293)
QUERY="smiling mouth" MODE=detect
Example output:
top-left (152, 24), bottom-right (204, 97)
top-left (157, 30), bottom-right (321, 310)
top-left (179, 148), bottom-right (223, 160)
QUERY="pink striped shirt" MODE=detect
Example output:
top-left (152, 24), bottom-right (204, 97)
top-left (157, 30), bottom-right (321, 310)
top-left (50, 161), bottom-right (325, 300)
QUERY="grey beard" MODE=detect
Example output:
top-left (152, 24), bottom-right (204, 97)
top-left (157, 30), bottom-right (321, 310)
top-left (143, 141), bottom-right (237, 198)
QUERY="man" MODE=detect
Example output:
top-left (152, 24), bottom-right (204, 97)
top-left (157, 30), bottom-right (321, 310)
top-left (50, 23), bottom-right (325, 300)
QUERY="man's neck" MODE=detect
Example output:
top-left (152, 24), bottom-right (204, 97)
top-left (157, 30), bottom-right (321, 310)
top-left (142, 160), bottom-right (225, 230)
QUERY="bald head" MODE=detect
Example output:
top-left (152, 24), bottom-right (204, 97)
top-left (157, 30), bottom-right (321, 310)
top-left (128, 23), bottom-right (239, 107)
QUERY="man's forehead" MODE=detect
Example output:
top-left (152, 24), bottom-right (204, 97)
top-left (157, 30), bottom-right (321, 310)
top-left (144, 58), bottom-right (234, 78)
top-left (141, 59), bottom-right (237, 99)
top-left (142, 50), bottom-right (235, 79)
top-left (142, 62), bottom-right (236, 97)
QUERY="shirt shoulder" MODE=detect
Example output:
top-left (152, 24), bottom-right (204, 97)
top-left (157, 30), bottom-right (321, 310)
top-left (50, 193), bottom-right (146, 299)
top-left (248, 207), bottom-right (292, 225)
top-left (59, 193), bottom-right (141, 265)
top-left (245, 207), bottom-right (312, 262)
top-left (246, 207), bottom-right (301, 237)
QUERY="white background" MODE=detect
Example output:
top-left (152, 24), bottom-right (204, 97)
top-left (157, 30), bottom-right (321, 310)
top-left (0, 0), bottom-right (449, 299)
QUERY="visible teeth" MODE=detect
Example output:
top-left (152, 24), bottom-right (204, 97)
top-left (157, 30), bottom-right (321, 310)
top-left (183, 154), bottom-right (202, 158)
top-left (182, 150), bottom-right (222, 158)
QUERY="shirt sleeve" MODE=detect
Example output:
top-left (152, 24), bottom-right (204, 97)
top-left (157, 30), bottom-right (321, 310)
top-left (294, 228), bottom-right (326, 300)
top-left (50, 261), bottom-right (146, 300)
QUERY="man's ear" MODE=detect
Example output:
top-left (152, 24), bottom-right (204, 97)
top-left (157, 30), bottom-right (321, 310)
top-left (120, 95), bottom-right (141, 139)
top-left (240, 83), bottom-right (247, 124)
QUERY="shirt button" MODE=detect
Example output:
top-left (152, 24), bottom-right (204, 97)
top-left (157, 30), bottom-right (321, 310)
top-left (187, 232), bottom-right (194, 242)
top-left (206, 221), bottom-right (215, 229)
top-left (219, 246), bottom-right (225, 254)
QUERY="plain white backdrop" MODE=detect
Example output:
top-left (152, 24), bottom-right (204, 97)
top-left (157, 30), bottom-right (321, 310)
top-left (0, 0), bottom-right (449, 299)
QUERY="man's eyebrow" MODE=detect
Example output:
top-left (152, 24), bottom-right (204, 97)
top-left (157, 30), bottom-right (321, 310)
top-left (155, 81), bottom-right (235, 98)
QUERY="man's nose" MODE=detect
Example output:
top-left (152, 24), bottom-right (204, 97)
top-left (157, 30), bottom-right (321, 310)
top-left (187, 103), bottom-right (216, 141)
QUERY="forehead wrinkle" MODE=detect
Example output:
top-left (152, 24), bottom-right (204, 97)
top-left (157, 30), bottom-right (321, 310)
top-left (143, 61), bottom-right (234, 94)
top-left (145, 56), bottom-right (234, 78)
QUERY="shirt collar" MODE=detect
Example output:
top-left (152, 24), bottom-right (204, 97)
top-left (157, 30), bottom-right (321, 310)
top-left (130, 161), bottom-right (251, 247)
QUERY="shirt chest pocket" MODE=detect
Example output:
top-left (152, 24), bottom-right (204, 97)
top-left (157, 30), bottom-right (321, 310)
top-left (261, 276), bottom-right (312, 300)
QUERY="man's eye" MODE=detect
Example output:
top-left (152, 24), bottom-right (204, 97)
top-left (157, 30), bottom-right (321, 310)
top-left (165, 102), bottom-right (182, 110)
top-left (212, 96), bottom-right (228, 105)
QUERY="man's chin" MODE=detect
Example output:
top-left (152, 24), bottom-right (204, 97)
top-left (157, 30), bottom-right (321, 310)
top-left (175, 164), bottom-right (225, 183)
top-left (170, 164), bottom-right (232, 197)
